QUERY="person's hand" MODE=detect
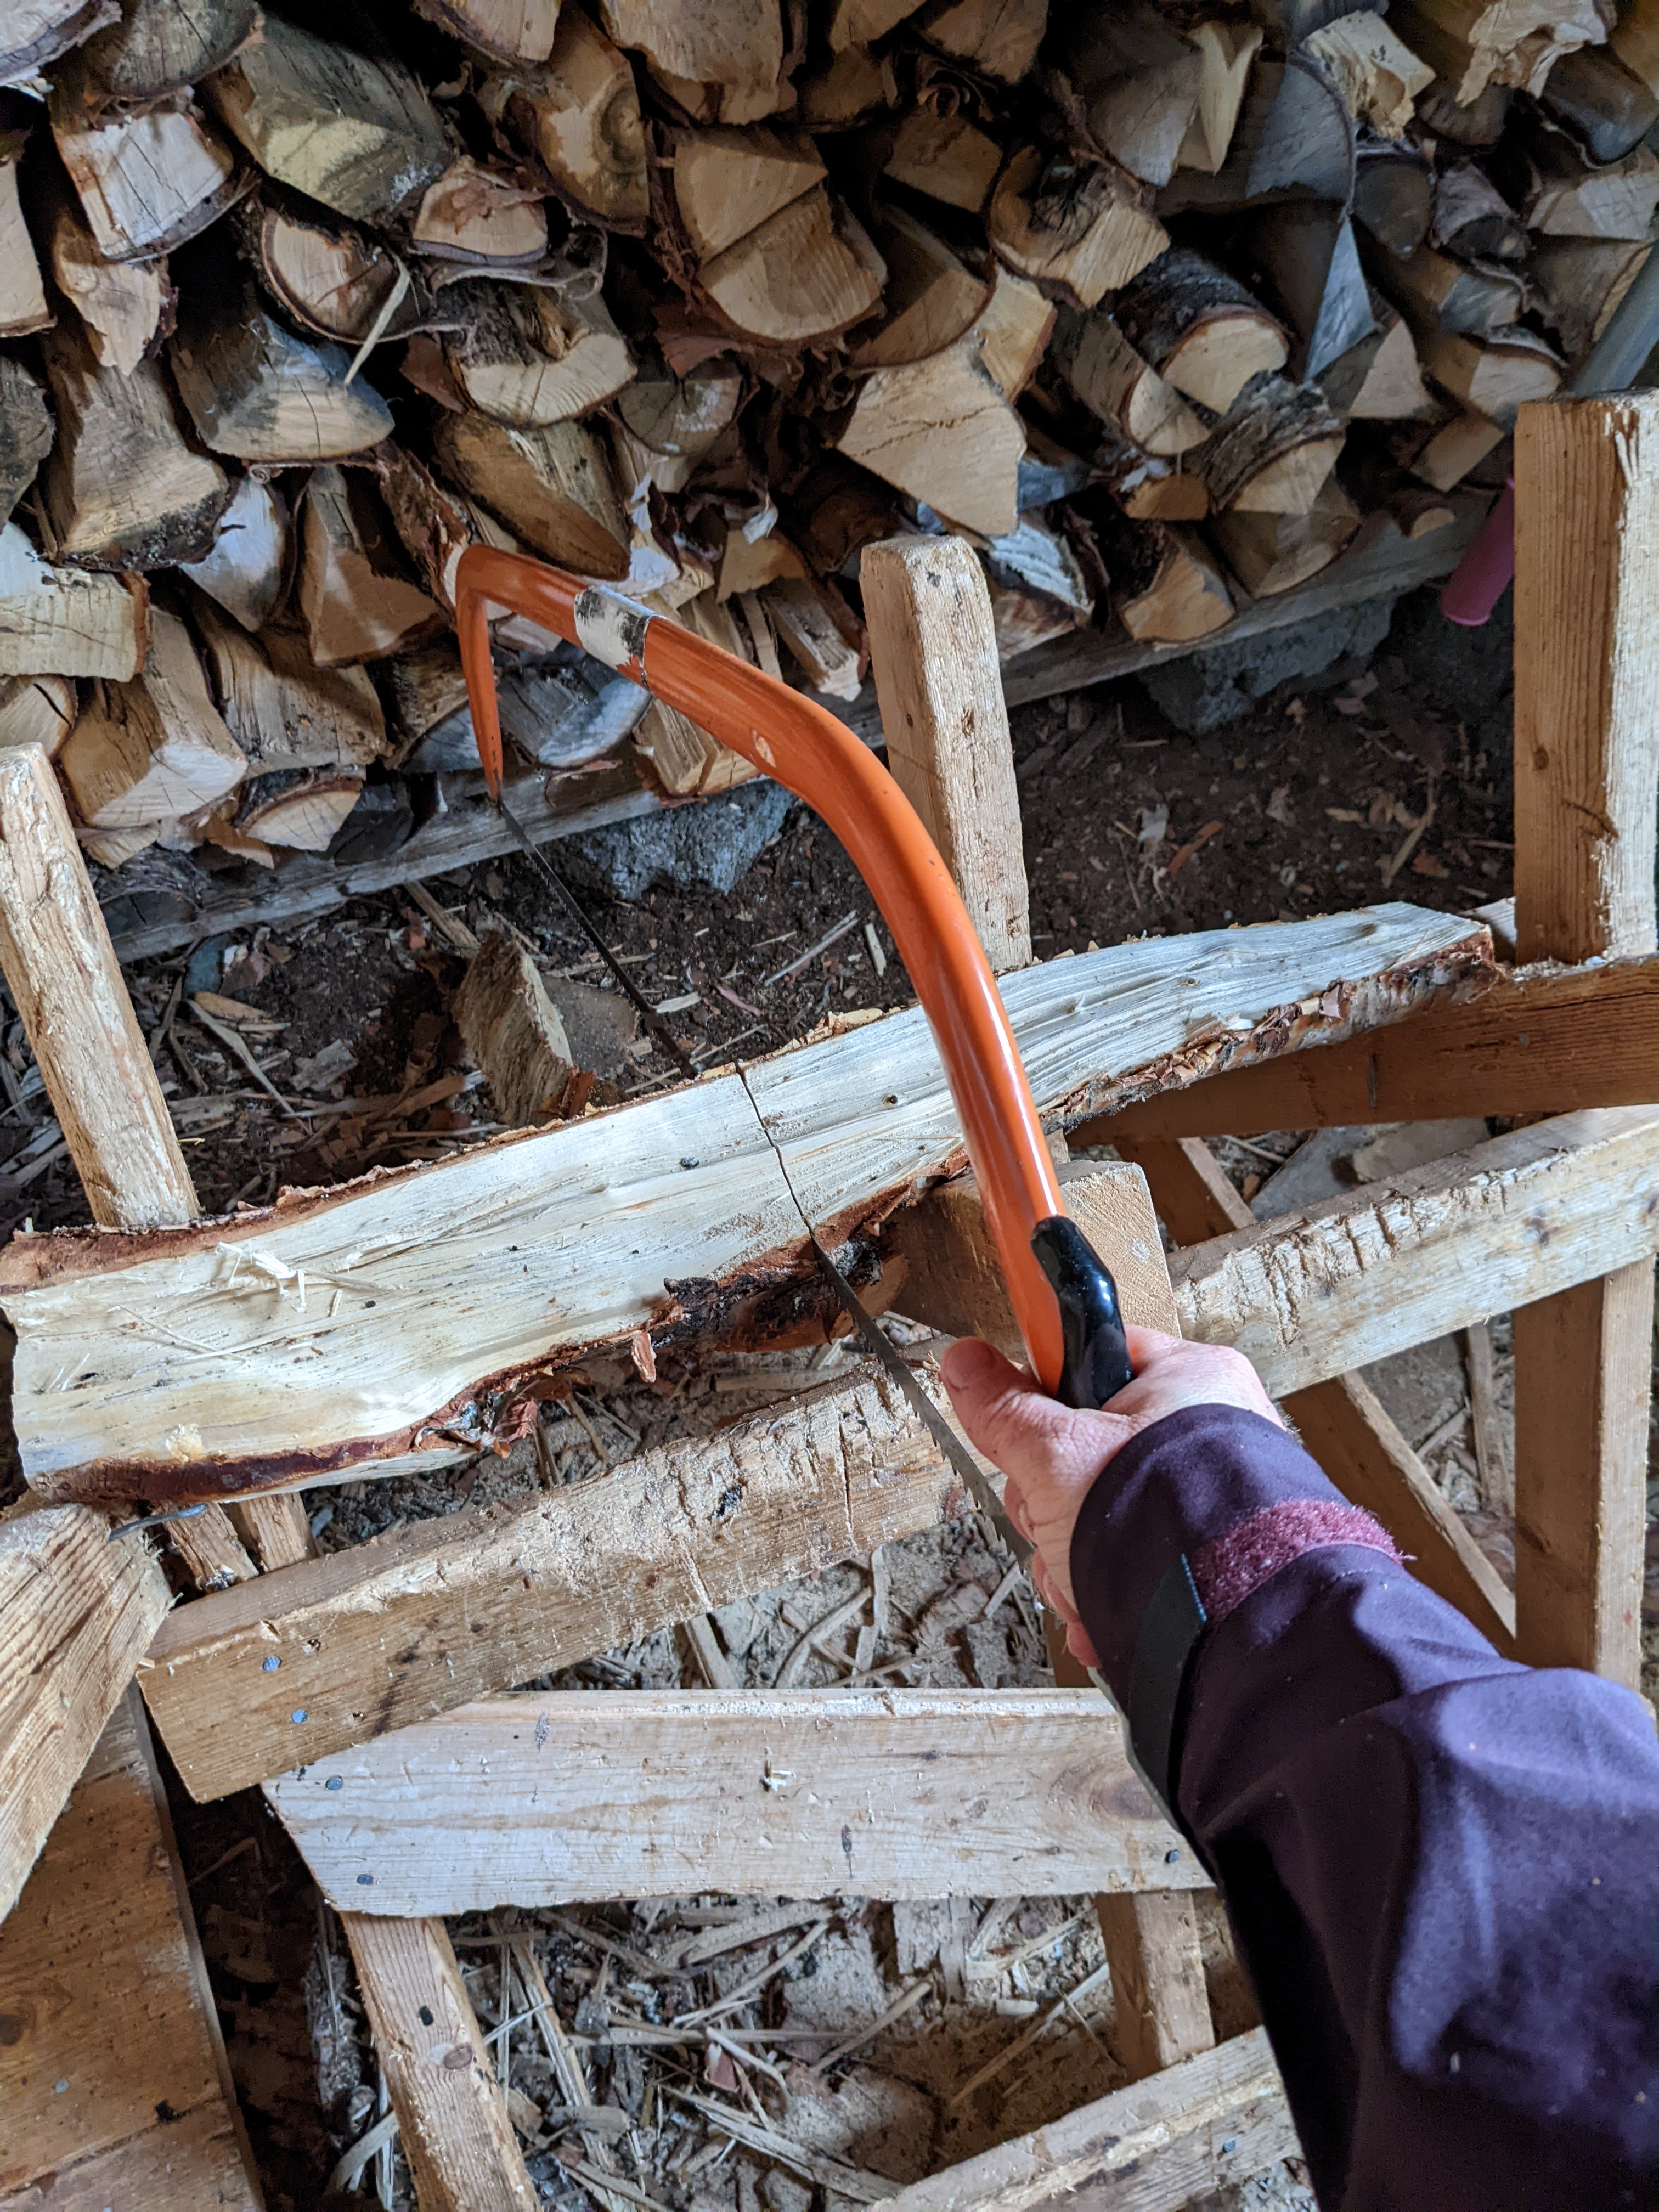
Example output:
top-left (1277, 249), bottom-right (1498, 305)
top-left (939, 1327), bottom-right (1281, 1667)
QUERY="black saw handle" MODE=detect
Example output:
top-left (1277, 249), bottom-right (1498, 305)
top-left (1030, 1216), bottom-right (1135, 1410)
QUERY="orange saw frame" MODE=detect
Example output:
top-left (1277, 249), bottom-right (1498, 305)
top-left (455, 547), bottom-right (1084, 1395)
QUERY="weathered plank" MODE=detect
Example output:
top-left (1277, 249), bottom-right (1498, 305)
top-left (881, 2027), bottom-right (1295, 2212)
top-left (0, 902), bottom-right (1485, 1508)
top-left (0, 1504), bottom-right (171, 1921)
top-left (1510, 395), bottom-right (1658, 1691)
top-left (1117, 1133), bottom-right (1515, 1651)
top-left (1170, 1108), bottom-right (1659, 1402)
top-left (861, 534), bottom-right (1031, 972)
top-left (341, 1912), bottom-right (538, 2212)
top-left (143, 1370), bottom-right (970, 1802)
top-left (267, 1689), bottom-right (1197, 1913)
top-left (1086, 955), bottom-right (1659, 1138)
top-left (0, 1690), bottom-right (261, 2208)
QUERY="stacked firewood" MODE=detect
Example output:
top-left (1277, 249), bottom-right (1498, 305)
top-left (0, 0), bottom-right (1643, 874)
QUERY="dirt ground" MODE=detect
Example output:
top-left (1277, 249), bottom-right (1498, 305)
top-left (6, 585), bottom-right (1650, 2210)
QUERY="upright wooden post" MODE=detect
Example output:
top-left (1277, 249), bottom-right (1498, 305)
top-left (1, 1689), bottom-right (262, 2208)
top-left (341, 1913), bottom-right (539, 2212)
top-left (1511, 396), bottom-right (1659, 1684)
top-left (860, 535), bottom-right (1032, 973)
top-left (0, 742), bottom-right (258, 1584)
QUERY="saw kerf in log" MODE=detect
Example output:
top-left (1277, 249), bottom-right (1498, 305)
top-left (2, 904), bottom-right (1487, 1506)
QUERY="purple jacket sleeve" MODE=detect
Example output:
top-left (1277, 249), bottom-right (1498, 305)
top-left (1069, 1403), bottom-right (1659, 2212)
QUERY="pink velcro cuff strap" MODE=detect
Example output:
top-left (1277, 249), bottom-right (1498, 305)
top-left (1190, 1500), bottom-right (1402, 1628)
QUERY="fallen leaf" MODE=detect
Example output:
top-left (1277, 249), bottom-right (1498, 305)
top-left (1266, 785), bottom-right (1294, 827)
top-left (1166, 819), bottom-right (1223, 877)
top-left (1411, 851), bottom-right (1450, 878)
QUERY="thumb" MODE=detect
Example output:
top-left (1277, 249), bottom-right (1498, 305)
top-left (938, 1338), bottom-right (1122, 1492)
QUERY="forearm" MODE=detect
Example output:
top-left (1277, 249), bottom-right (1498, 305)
top-left (1070, 1406), bottom-right (1659, 2211)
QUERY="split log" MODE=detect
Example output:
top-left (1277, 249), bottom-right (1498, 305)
top-left (1416, 69), bottom-right (1512, 143)
top-left (411, 157), bottom-right (548, 263)
top-left (2, 903), bottom-right (1489, 1507)
top-left (1112, 522), bottom-right (1233, 642)
top-left (0, 0), bottom-right (120, 82)
top-left (798, 43), bottom-right (897, 126)
top-left (204, 13), bottom-right (452, 224)
top-left (1389, 0), bottom-right (1607, 105)
top-left (1169, 1108), bottom-right (1659, 1403)
top-left (833, 340), bottom-right (1025, 537)
top-left (983, 516), bottom-right (1094, 656)
top-left (341, 1914), bottom-right (539, 2212)
top-left (853, 205), bottom-right (992, 368)
top-left (191, 596), bottom-right (387, 770)
top-left (988, 148), bottom-right (1168, 310)
top-left (1432, 160), bottom-right (1527, 259)
top-left (1406, 408), bottom-right (1504, 489)
top-left (59, 606), bottom-right (245, 828)
top-left (44, 196), bottom-right (168, 374)
top-left (764, 574), bottom-right (862, 699)
top-left (170, 290), bottom-right (395, 462)
top-left (1210, 479), bottom-right (1361, 596)
top-left (454, 927), bottom-right (582, 1124)
top-left (1112, 248), bottom-right (1288, 414)
top-left (1201, 373), bottom-right (1345, 514)
top-left (432, 408), bottom-right (632, 575)
top-left (270, 1689), bottom-right (1193, 1912)
top-left (241, 191), bottom-right (408, 346)
top-left (1521, 141), bottom-right (1659, 237)
top-left (1161, 55), bottom-right (1354, 211)
top-left (444, 281), bottom-right (635, 425)
top-left (144, 1370), bottom-right (969, 1798)
top-left (632, 589), bottom-right (766, 793)
top-left (298, 467), bottom-right (443, 667)
top-left (598, 0), bottom-right (784, 117)
top-left (49, 85), bottom-right (241, 259)
top-left (40, 325), bottom-right (229, 569)
top-left (0, 1509), bottom-right (171, 1920)
top-left (0, 358), bottom-right (53, 528)
top-left (1051, 309), bottom-right (1207, 458)
top-left (481, 10), bottom-right (648, 227)
top-left (1531, 236), bottom-right (1649, 358)
top-left (1353, 140), bottom-right (1434, 255)
top-left (917, 0), bottom-right (1047, 82)
top-left (831, 0), bottom-right (924, 46)
top-left (1319, 298), bottom-right (1431, 419)
top-left (0, 673), bottom-right (75, 754)
top-left (412, 0), bottom-right (559, 64)
top-left (0, 153), bottom-right (50, 339)
top-left (697, 185), bottom-right (885, 343)
top-left (237, 766), bottom-right (364, 851)
top-left (861, 532), bottom-right (1028, 969)
top-left (1416, 325), bottom-right (1561, 425)
top-left (1, 1692), bottom-right (263, 2211)
top-left (1375, 237), bottom-right (1525, 335)
top-left (615, 358), bottom-right (743, 494)
top-left (0, 521), bottom-right (148, 678)
top-left (1060, 5), bottom-right (1204, 188)
top-left (1244, 205), bottom-right (1374, 381)
top-left (884, 105), bottom-right (1002, 212)
top-left (672, 123), bottom-right (823, 259)
top-left (177, 473), bottom-right (288, 634)
top-left (1304, 13), bottom-right (1435, 137)
top-left (1176, 20), bottom-right (1262, 173)
top-left (973, 262), bottom-right (1056, 399)
top-left (1539, 44), bottom-right (1658, 163)
top-left (78, 0), bottom-right (259, 102)
top-left (1091, 429), bottom-right (1209, 520)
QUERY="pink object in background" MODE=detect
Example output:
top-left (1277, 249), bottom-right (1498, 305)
top-left (1439, 480), bottom-right (1515, 627)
